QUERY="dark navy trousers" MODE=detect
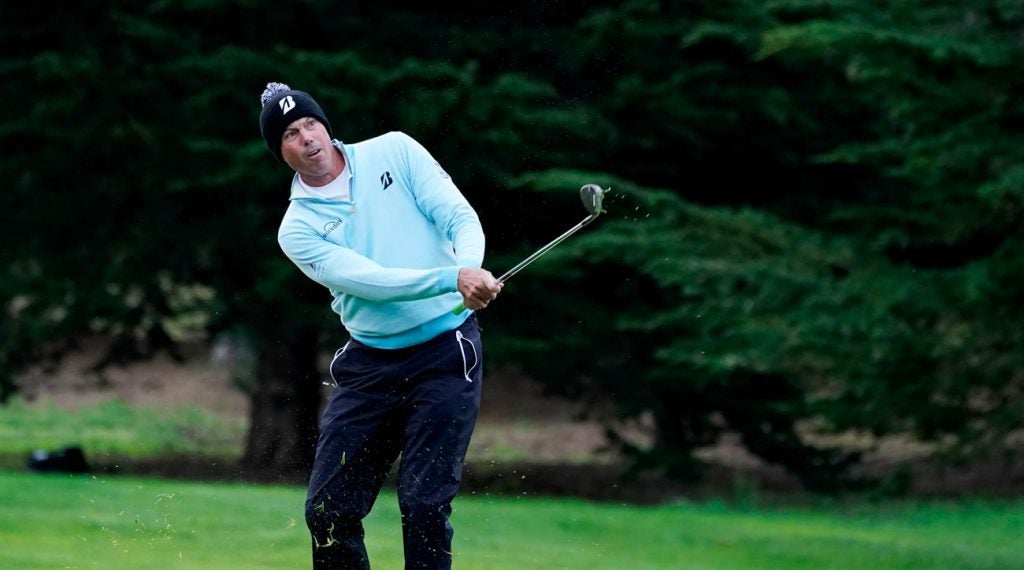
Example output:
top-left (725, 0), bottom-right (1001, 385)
top-left (305, 315), bottom-right (483, 570)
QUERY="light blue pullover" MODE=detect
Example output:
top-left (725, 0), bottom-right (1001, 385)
top-left (277, 131), bottom-right (484, 349)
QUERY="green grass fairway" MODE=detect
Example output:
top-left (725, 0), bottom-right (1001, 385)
top-left (1, 471), bottom-right (1022, 569)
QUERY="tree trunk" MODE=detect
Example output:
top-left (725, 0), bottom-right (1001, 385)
top-left (241, 328), bottom-right (322, 479)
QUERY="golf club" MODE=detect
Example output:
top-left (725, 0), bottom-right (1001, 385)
top-left (453, 183), bottom-right (608, 315)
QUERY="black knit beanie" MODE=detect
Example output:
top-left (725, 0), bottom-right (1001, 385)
top-left (258, 82), bottom-right (333, 163)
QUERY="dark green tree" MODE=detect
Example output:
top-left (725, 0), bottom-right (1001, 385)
top-left (490, 0), bottom-right (1024, 490)
top-left (2, 0), bottom-right (1021, 492)
top-left (758, 0), bottom-right (1024, 462)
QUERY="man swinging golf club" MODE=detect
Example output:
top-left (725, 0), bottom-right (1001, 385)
top-left (258, 81), bottom-right (501, 570)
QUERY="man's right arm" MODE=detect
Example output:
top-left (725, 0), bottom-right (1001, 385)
top-left (279, 223), bottom-right (461, 303)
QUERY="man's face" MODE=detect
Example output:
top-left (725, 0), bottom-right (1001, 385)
top-left (280, 116), bottom-right (337, 181)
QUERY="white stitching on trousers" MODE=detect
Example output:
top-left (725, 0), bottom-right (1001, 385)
top-left (325, 340), bottom-right (351, 387)
top-left (455, 330), bottom-right (478, 383)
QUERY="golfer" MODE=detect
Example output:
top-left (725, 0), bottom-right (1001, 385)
top-left (258, 82), bottom-right (502, 569)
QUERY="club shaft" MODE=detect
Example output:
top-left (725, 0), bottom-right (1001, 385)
top-left (497, 214), bottom-right (596, 282)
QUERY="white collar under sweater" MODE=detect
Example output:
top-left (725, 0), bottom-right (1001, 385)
top-left (289, 163), bottom-right (352, 201)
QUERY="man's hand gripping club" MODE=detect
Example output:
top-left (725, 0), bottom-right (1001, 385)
top-left (457, 268), bottom-right (503, 312)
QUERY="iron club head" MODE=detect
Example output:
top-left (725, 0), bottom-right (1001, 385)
top-left (579, 184), bottom-right (607, 217)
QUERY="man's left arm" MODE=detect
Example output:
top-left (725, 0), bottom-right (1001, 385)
top-left (399, 132), bottom-right (486, 268)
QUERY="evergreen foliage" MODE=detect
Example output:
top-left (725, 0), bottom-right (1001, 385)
top-left (2, 0), bottom-right (1020, 490)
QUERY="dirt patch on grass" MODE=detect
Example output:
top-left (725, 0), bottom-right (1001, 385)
top-left (15, 337), bottom-right (249, 419)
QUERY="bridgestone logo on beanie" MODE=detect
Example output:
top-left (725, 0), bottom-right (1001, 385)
top-left (279, 95), bottom-right (296, 114)
top-left (258, 82), bottom-right (333, 163)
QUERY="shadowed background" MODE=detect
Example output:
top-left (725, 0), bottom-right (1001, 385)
top-left (2, 0), bottom-right (1023, 498)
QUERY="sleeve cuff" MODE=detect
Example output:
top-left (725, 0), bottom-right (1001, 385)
top-left (442, 266), bottom-right (462, 292)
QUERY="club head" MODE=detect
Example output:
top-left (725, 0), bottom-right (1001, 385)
top-left (579, 184), bottom-right (606, 216)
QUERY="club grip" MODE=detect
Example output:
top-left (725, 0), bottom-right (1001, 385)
top-left (452, 302), bottom-right (468, 315)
